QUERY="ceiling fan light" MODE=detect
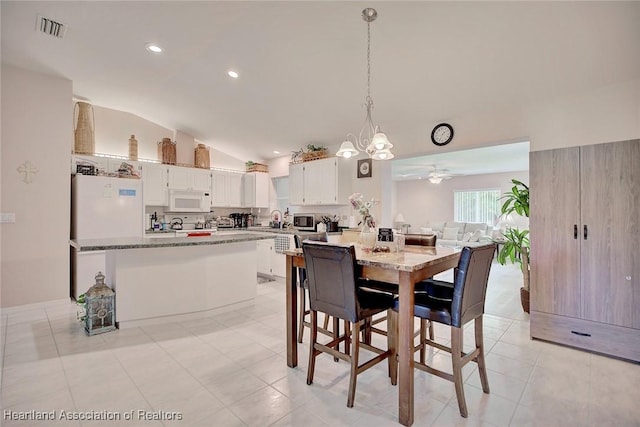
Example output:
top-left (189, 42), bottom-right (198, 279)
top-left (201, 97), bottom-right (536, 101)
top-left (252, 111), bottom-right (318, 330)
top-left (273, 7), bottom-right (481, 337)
top-left (429, 176), bottom-right (443, 184)
top-left (336, 140), bottom-right (359, 158)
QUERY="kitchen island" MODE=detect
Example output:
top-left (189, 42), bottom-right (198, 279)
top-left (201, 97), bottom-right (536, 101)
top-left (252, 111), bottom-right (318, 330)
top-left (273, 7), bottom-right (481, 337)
top-left (71, 231), bottom-right (275, 327)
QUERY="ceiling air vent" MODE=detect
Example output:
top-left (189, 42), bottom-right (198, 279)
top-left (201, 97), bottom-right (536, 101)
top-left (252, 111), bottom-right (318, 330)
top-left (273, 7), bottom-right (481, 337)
top-left (36, 15), bottom-right (67, 39)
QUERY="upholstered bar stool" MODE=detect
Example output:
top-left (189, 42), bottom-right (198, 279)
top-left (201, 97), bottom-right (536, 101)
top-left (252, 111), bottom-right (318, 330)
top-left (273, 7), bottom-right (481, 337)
top-left (294, 233), bottom-right (336, 343)
top-left (390, 244), bottom-right (495, 417)
top-left (302, 241), bottom-right (397, 407)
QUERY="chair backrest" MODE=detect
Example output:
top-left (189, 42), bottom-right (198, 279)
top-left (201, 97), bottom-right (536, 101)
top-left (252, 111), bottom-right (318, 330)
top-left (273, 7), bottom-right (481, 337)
top-left (295, 233), bottom-right (328, 286)
top-left (404, 233), bottom-right (437, 246)
top-left (302, 241), bottom-right (359, 323)
top-left (294, 232), bottom-right (328, 249)
top-left (450, 244), bottom-right (495, 327)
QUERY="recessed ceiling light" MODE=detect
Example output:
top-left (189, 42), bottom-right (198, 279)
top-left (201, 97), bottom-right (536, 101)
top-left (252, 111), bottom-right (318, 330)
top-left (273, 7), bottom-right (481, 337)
top-left (227, 70), bottom-right (239, 79)
top-left (146, 43), bottom-right (162, 53)
top-left (273, 150), bottom-right (280, 154)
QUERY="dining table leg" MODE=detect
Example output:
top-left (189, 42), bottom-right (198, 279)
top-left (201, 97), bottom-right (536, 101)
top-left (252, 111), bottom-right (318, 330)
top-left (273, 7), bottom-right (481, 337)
top-left (286, 254), bottom-right (298, 368)
top-left (398, 270), bottom-right (415, 426)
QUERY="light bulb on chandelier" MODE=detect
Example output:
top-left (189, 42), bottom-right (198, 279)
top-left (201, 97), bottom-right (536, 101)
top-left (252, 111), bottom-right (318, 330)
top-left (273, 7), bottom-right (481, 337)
top-left (336, 8), bottom-right (394, 161)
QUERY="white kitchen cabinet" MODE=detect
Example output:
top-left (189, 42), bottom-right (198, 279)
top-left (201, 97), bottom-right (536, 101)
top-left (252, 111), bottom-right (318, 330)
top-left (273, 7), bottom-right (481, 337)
top-left (288, 157), bottom-right (351, 205)
top-left (289, 163), bottom-right (304, 205)
top-left (168, 165), bottom-right (211, 191)
top-left (256, 239), bottom-right (273, 276)
top-left (243, 172), bottom-right (269, 208)
top-left (141, 162), bottom-right (169, 206)
top-left (212, 171), bottom-right (243, 207)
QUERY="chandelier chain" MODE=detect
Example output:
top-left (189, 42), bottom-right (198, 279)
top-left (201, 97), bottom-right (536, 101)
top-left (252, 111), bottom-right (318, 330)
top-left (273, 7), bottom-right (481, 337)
top-left (367, 20), bottom-right (371, 100)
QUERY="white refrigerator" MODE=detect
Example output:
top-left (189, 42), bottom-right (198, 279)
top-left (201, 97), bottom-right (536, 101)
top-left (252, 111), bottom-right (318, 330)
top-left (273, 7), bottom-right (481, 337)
top-left (71, 174), bottom-right (144, 299)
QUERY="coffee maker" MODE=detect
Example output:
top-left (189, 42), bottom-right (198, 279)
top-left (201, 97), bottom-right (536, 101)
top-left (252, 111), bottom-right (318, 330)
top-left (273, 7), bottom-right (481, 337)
top-left (230, 213), bottom-right (242, 228)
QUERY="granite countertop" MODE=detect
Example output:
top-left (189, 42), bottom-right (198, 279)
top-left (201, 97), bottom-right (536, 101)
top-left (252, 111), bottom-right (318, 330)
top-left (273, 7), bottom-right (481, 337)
top-left (71, 231), bottom-right (275, 252)
top-left (246, 226), bottom-right (342, 236)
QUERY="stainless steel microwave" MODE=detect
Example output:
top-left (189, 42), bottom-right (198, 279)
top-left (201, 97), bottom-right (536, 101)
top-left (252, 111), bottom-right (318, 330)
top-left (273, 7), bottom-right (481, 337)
top-left (293, 214), bottom-right (316, 231)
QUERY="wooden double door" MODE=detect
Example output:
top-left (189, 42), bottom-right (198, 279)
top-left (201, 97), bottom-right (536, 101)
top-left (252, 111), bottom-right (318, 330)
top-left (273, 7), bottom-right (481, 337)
top-left (530, 139), bottom-right (640, 361)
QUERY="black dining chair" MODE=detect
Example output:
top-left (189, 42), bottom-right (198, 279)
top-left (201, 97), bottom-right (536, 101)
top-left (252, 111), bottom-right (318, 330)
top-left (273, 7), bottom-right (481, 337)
top-left (390, 243), bottom-right (496, 418)
top-left (404, 233), bottom-right (437, 247)
top-left (294, 233), bottom-right (336, 343)
top-left (302, 241), bottom-right (397, 408)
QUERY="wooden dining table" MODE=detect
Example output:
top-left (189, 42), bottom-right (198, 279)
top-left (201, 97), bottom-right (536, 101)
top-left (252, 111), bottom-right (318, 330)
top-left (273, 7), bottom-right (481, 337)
top-left (284, 244), bottom-right (461, 426)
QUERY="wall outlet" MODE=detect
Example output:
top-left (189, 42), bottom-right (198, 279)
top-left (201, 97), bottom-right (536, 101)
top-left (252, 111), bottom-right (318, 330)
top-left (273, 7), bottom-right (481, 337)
top-left (0, 213), bottom-right (16, 223)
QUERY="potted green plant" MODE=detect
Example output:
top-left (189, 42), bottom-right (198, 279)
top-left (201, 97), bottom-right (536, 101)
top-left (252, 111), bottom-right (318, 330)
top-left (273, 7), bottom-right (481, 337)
top-left (497, 179), bottom-right (530, 312)
top-left (303, 144), bottom-right (328, 161)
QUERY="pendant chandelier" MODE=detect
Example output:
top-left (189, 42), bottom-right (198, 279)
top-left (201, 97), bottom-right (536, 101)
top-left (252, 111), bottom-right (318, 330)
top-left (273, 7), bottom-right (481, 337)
top-left (336, 8), bottom-right (394, 161)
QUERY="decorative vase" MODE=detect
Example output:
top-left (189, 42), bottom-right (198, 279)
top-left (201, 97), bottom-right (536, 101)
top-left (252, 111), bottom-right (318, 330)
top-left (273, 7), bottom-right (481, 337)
top-left (194, 143), bottom-right (210, 169)
top-left (360, 224), bottom-right (376, 253)
top-left (157, 138), bottom-right (176, 164)
top-left (128, 134), bottom-right (138, 160)
top-left (73, 102), bottom-right (95, 154)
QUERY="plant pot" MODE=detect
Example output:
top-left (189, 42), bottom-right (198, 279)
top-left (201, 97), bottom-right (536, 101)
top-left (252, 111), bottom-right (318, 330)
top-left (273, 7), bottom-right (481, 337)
top-left (520, 287), bottom-right (530, 313)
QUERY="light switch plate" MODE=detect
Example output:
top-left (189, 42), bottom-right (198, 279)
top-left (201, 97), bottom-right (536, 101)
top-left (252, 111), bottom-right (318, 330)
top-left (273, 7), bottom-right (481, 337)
top-left (0, 213), bottom-right (16, 223)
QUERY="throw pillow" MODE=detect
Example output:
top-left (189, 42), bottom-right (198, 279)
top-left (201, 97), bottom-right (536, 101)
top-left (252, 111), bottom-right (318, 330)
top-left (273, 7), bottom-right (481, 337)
top-left (461, 232), bottom-right (473, 242)
top-left (470, 229), bottom-right (485, 242)
top-left (442, 227), bottom-right (459, 240)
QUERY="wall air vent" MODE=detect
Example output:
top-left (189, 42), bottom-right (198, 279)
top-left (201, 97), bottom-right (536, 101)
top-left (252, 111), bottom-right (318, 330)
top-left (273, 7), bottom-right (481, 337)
top-left (36, 15), bottom-right (67, 39)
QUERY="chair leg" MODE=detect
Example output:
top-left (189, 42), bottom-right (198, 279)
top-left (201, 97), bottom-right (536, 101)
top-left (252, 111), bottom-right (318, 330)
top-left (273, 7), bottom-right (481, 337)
top-left (428, 320), bottom-right (434, 340)
top-left (387, 309), bottom-right (397, 385)
top-left (419, 319), bottom-right (427, 364)
top-left (307, 310), bottom-right (318, 385)
top-left (344, 320), bottom-right (351, 356)
top-left (475, 316), bottom-right (490, 394)
top-left (451, 326), bottom-right (468, 418)
top-left (347, 320), bottom-right (360, 408)
top-left (298, 287), bottom-right (306, 343)
top-left (333, 317), bottom-right (340, 362)
top-left (323, 313), bottom-right (330, 331)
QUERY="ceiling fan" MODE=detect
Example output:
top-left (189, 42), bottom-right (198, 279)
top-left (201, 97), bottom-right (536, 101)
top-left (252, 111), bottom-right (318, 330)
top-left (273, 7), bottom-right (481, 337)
top-left (394, 164), bottom-right (463, 182)
top-left (426, 166), bottom-right (462, 184)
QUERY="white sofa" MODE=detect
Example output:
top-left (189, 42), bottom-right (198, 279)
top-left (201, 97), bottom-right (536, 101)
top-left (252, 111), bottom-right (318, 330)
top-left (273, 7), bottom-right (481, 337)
top-left (419, 221), bottom-right (493, 248)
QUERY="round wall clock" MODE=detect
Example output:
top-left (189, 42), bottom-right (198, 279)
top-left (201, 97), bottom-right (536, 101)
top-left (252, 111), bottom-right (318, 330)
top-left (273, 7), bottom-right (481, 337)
top-left (431, 123), bottom-right (454, 146)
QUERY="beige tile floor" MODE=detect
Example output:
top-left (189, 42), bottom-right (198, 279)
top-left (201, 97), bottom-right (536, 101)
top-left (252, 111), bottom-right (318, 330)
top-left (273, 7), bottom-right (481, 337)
top-left (1, 262), bottom-right (639, 427)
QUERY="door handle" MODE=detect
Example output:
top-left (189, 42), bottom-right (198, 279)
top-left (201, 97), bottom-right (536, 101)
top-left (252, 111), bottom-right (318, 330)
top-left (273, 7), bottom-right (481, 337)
top-left (573, 224), bottom-right (578, 239)
top-left (583, 225), bottom-right (588, 240)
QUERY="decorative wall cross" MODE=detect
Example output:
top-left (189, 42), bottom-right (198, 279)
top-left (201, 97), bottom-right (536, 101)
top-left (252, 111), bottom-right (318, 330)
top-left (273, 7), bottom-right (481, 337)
top-left (17, 161), bottom-right (39, 184)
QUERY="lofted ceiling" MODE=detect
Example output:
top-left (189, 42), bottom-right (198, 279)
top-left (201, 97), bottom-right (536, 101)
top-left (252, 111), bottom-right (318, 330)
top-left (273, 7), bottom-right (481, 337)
top-left (2, 2), bottom-right (639, 164)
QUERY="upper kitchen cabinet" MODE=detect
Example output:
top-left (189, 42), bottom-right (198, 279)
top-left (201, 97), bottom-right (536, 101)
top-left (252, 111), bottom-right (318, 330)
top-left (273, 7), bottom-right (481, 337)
top-left (243, 172), bottom-right (269, 208)
top-left (167, 165), bottom-right (211, 192)
top-left (212, 171), bottom-right (243, 207)
top-left (141, 163), bottom-right (168, 206)
top-left (288, 157), bottom-right (351, 205)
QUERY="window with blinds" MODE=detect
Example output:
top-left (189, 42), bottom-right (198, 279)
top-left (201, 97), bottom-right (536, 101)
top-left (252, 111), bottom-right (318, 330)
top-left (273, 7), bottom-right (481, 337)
top-left (454, 189), bottom-right (500, 225)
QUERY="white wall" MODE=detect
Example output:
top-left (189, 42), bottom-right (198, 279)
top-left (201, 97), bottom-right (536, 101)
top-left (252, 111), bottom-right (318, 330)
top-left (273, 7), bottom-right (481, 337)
top-left (91, 105), bottom-right (246, 171)
top-left (1, 65), bottom-right (72, 307)
top-left (394, 171), bottom-right (529, 233)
